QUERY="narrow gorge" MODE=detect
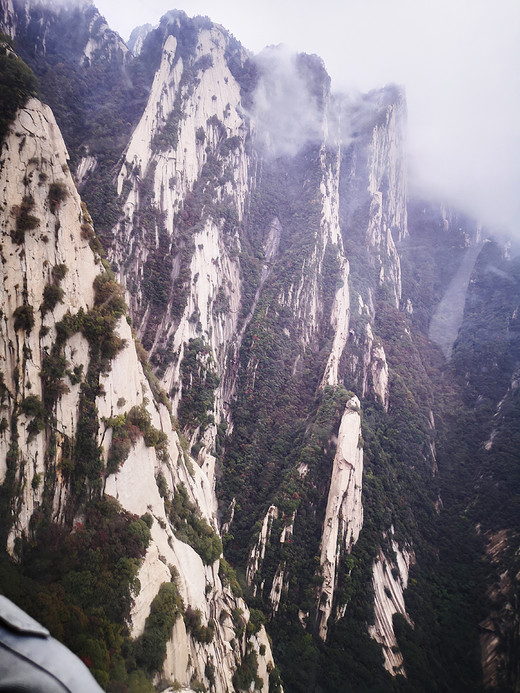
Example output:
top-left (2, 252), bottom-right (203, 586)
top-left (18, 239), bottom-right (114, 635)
top-left (0, 1), bottom-right (518, 691)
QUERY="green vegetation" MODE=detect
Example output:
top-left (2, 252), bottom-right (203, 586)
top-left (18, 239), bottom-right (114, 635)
top-left (13, 304), bottom-right (34, 333)
top-left (11, 196), bottom-right (40, 244)
top-left (35, 267), bottom-right (128, 495)
top-left (73, 271), bottom-right (127, 491)
top-left (0, 38), bottom-right (38, 143)
top-left (48, 181), bottom-right (68, 213)
top-left (184, 606), bottom-right (215, 643)
top-left (0, 497), bottom-right (152, 689)
top-left (169, 484), bottom-right (222, 565)
top-left (67, 363), bottom-right (83, 385)
top-left (41, 284), bottom-right (65, 315)
top-left (219, 557), bottom-right (243, 597)
top-left (217, 147), bottom-right (344, 591)
top-left (102, 404), bottom-right (171, 466)
top-left (402, 202), bottom-right (470, 333)
top-left (104, 413), bottom-right (135, 474)
top-left (40, 353), bottom-right (69, 409)
top-left (51, 263), bottom-right (68, 282)
top-left (20, 394), bottom-right (46, 441)
top-left (178, 338), bottom-right (219, 434)
top-left (247, 608), bottom-right (265, 636)
top-left (232, 649), bottom-right (262, 692)
top-left (133, 581), bottom-right (183, 675)
top-left (42, 262), bottom-right (68, 315)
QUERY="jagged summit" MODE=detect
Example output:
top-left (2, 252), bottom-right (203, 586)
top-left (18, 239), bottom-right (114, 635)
top-left (128, 23), bottom-right (153, 55)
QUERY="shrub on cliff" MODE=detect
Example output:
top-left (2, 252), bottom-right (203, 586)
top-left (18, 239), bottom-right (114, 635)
top-left (0, 38), bottom-right (38, 144)
top-left (13, 304), bottom-right (35, 333)
top-left (133, 582), bottom-right (183, 674)
top-left (48, 182), bottom-right (68, 213)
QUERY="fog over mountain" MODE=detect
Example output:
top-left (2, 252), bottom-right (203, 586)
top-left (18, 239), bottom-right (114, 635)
top-left (92, 0), bottom-right (520, 235)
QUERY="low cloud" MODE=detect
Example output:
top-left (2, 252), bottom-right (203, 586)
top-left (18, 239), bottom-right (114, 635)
top-left (249, 45), bottom-right (326, 158)
top-left (57, 0), bottom-right (520, 236)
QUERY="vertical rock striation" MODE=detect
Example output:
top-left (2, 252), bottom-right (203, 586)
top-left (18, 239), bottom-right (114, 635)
top-left (0, 90), bottom-right (278, 691)
top-left (317, 396), bottom-right (363, 640)
top-left (3, 4), bottom-right (513, 691)
top-left (368, 538), bottom-right (415, 676)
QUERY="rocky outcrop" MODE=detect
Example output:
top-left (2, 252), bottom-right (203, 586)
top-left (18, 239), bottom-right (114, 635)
top-left (368, 537), bottom-right (415, 676)
top-left (0, 98), bottom-right (99, 545)
top-left (366, 91), bottom-right (407, 308)
top-left (128, 23), bottom-right (153, 55)
top-left (317, 396), bottom-right (363, 640)
top-left (246, 505), bottom-right (278, 594)
top-left (321, 255), bottom-right (350, 388)
top-left (0, 0), bottom-right (16, 36)
top-left (5, 0), bottom-right (128, 65)
top-left (0, 95), bottom-right (278, 692)
top-left (82, 8), bottom-right (129, 64)
top-left (246, 505), bottom-right (296, 617)
top-left (111, 20), bottom-right (252, 456)
top-left (339, 88), bottom-right (407, 309)
top-left (479, 529), bottom-right (520, 691)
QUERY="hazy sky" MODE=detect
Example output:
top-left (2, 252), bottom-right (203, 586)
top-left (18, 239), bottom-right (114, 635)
top-left (93, 0), bottom-right (520, 234)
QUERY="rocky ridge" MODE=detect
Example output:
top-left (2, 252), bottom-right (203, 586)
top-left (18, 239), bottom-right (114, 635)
top-left (1, 2), bottom-right (518, 692)
top-left (0, 91), bottom-right (277, 691)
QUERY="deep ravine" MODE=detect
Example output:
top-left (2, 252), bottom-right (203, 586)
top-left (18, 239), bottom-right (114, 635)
top-left (0, 2), bottom-right (518, 692)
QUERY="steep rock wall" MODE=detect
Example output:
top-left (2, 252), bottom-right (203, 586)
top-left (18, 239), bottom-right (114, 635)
top-left (0, 96), bottom-right (278, 692)
top-left (246, 504), bottom-right (278, 594)
top-left (7, 0), bottom-right (128, 64)
top-left (339, 88), bottom-right (407, 309)
top-left (0, 98), bottom-right (99, 544)
top-left (110, 21), bottom-right (253, 456)
top-left (368, 538), bottom-right (415, 676)
top-left (317, 395), bottom-right (363, 640)
top-left (337, 89), bottom-right (405, 408)
top-left (3, 6), bottom-right (508, 690)
top-left (0, 0), bottom-right (16, 36)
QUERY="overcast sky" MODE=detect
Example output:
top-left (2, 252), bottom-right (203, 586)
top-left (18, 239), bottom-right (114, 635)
top-left (93, 0), bottom-right (520, 235)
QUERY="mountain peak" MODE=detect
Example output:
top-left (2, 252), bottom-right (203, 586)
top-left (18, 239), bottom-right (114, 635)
top-left (0, 4), bottom-right (517, 692)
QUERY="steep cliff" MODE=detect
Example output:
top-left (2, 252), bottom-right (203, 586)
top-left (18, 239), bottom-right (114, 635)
top-left (317, 396), bottom-right (363, 640)
top-left (0, 0), bottom-right (16, 38)
top-left (367, 536), bottom-right (414, 676)
top-left (0, 84), bottom-right (278, 692)
top-left (110, 15), bottom-right (252, 436)
top-left (1, 3), bottom-right (518, 692)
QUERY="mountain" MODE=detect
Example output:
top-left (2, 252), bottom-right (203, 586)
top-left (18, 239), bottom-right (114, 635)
top-left (0, 1), bottom-right (518, 691)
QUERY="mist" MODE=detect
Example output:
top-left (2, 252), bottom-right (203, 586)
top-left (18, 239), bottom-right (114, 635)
top-left (78, 0), bottom-right (520, 235)
top-left (250, 46), bottom-right (327, 158)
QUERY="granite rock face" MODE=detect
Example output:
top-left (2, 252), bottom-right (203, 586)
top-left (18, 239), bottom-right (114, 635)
top-left (1, 3), bottom-right (517, 692)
